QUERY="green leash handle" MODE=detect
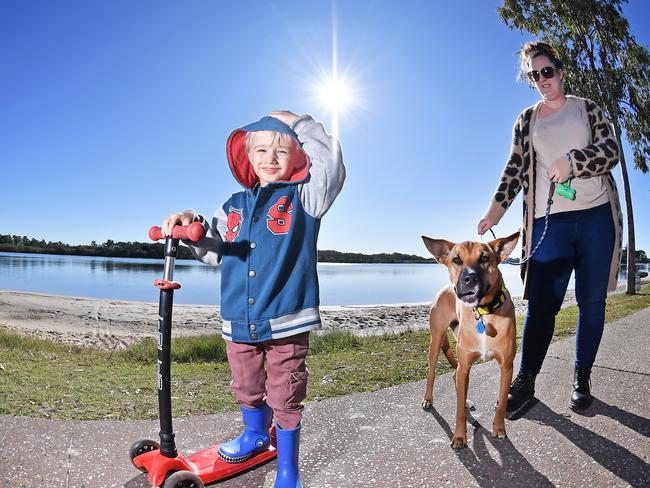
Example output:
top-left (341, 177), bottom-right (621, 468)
top-left (557, 152), bottom-right (577, 200)
top-left (556, 180), bottom-right (576, 200)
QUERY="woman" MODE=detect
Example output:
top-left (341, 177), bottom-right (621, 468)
top-left (478, 41), bottom-right (623, 411)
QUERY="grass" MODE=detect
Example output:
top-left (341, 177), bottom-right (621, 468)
top-left (1, 284), bottom-right (648, 421)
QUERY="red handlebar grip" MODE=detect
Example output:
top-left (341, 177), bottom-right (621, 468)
top-left (148, 222), bottom-right (206, 242)
top-left (174, 221), bottom-right (206, 242)
top-left (148, 226), bottom-right (164, 241)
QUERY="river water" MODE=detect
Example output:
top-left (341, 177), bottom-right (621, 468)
top-left (1, 251), bottom-right (537, 305)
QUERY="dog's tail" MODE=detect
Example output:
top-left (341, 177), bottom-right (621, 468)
top-left (442, 331), bottom-right (458, 369)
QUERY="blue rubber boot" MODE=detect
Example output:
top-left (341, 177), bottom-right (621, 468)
top-left (218, 403), bottom-right (272, 463)
top-left (273, 424), bottom-right (302, 488)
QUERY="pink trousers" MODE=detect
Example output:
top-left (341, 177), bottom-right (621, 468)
top-left (225, 332), bottom-right (310, 430)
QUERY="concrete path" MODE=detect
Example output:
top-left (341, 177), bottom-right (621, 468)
top-left (2, 309), bottom-right (649, 488)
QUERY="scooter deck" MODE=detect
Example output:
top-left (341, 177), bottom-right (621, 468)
top-left (135, 443), bottom-right (277, 486)
top-left (189, 443), bottom-right (277, 484)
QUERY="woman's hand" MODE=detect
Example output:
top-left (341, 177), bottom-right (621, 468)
top-left (162, 211), bottom-right (195, 237)
top-left (547, 155), bottom-right (571, 183)
top-left (477, 217), bottom-right (496, 236)
top-left (269, 110), bottom-right (299, 127)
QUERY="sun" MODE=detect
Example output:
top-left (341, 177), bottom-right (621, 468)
top-left (317, 77), bottom-right (353, 113)
top-left (313, 74), bottom-right (358, 141)
top-left (304, 9), bottom-right (363, 141)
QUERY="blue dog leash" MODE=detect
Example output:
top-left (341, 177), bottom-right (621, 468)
top-left (494, 154), bottom-right (576, 265)
top-left (490, 181), bottom-right (557, 266)
top-left (496, 185), bottom-right (552, 266)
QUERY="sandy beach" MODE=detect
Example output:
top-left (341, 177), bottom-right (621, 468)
top-left (0, 288), bottom-right (562, 350)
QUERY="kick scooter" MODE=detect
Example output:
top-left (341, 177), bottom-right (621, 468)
top-left (129, 222), bottom-right (277, 488)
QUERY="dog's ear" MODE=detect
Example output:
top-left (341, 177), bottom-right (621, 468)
top-left (422, 236), bottom-right (455, 265)
top-left (488, 230), bottom-right (520, 263)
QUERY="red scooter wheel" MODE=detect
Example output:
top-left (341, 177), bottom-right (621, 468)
top-left (163, 470), bottom-right (204, 488)
top-left (129, 439), bottom-right (160, 472)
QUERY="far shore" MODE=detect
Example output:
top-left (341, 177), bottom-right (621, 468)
top-left (0, 287), bottom-right (588, 350)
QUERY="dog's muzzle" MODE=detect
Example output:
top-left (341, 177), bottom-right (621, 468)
top-left (456, 267), bottom-right (486, 305)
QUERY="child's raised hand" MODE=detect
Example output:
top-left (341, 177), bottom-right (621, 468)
top-left (268, 110), bottom-right (299, 127)
top-left (162, 211), bottom-right (195, 237)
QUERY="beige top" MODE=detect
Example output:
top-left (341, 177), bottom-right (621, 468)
top-left (483, 96), bottom-right (623, 298)
top-left (532, 97), bottom-right (610, 218)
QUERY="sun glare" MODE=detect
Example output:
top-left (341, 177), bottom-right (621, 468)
top-left (306, 6), bottom-right (363, 142)
top-left (318, 78), bottom-right (353, 112)
top-left (314, 73), bottom-right (357, 141)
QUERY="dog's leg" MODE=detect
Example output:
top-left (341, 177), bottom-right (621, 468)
top-left (421, 328), bottom-right (445, 411)
top-left (452, 361), bottom-right (471, 449)
top-left (493, 357), bottom-right (512, 439)
top-left (422, 294), bottom-right (456, 411)
top-left (441, 331), bottom-right (458, 369)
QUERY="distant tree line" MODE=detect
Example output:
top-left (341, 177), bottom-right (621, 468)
top-left (0, 234), bottom-right (194, 259)
top-left (0, 234), bottom-right (434, 263)
top-left (317, 249), bottom-right (434, 263)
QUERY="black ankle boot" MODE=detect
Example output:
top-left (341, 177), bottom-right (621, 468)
top-left (506, 371), bottom-right (536, 412)
top-left (570, 367), bottom-right (593, 410)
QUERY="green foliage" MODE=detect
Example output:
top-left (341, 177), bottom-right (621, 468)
top-left (0, 234), bottom-right (195, 259)
top-left (171, 334), bottom-right (228, 363)
top-left (0, 234), bottom-right (433, 263)
top-left (620, 247), bottom-right (649, 264)
top-left (116, 334), bottom-right (228, 364)
top-left (115, 337), bottom-right (159, 363)
top-left (0, 327), bottom-right (85, 355)
top-left (309, 330), bottom-right (363, 354)
top-left (498, 0), bottom-right (649, 172)
top-left (318, 250), bottom-right (433, 263)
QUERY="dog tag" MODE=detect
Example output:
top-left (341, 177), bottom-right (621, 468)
top-left (476, 319), bottom-right (485, 334)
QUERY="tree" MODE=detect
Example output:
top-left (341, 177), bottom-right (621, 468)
top-left (638, 249), bottom-right (648, 263)
top-left (498, 0), bottom-right (649, 294)
top-left (621, 247), bottom-right (648, 264)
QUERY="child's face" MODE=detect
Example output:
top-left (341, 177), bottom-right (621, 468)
top-left (247, 131), bottom-right (298, 186)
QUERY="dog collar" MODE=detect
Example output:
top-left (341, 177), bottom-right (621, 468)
top-left (473, 283), bottom-right (508, 334)
top-left (474, 283), bottom-right (507, 316)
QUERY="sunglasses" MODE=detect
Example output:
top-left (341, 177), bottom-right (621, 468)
top-left (527, 66), bottom-right (558, 82)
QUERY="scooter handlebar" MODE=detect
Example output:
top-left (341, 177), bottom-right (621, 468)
top-left (148, 222), bottom-right (206, 242)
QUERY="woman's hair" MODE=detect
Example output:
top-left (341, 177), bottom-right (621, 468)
top-left (518, 41), bottom-right (564, 81)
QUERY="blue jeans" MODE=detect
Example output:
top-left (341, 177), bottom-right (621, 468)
top-left (520, 202), bottom-right (615, 375)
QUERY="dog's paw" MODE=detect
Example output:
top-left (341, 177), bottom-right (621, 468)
top-left (492, 425), bottom-right (507, 439)
top-left (451, 435), bottom-right (468, 449)
top-left (421, 399), bottom-right (433, 411)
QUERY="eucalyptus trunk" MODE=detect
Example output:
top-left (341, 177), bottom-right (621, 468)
top-left (612, 119), bottom-right (637, 294)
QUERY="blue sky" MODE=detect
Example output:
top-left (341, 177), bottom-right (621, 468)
top-left (1, 0), bottom-right (648, 257)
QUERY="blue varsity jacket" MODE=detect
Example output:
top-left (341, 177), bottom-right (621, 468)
top-left (188, 114), bottom-right (345, 343)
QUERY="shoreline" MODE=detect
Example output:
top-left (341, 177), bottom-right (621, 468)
top-left (0, 288), bottom-right (572, 350)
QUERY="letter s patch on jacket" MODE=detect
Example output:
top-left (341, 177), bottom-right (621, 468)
top-left (267, 196), bottom-right (293, 235)
top-left (225, 207), bottom-right (243, 242)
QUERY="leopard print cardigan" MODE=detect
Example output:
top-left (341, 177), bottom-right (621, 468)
top-left (484, 95), bottom-right (623, 299)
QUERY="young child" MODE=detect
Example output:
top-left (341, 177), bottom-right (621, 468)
top-left (161, 110), bottom-right (345, 487)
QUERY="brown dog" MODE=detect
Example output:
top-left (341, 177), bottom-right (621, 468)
top-left (420, 231), bottom-right (519, 449)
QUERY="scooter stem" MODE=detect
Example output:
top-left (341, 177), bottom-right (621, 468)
top-left (157, 236), bottom-right (180, 457)
top-left (148, 223), bottom-right (206, 458)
